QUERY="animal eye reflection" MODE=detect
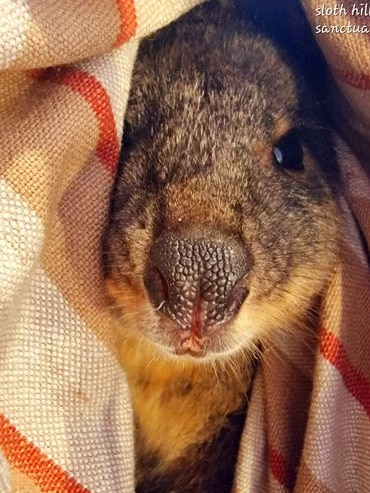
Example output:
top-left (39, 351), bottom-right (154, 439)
top-left (273, 130), bottom-right (304, 172)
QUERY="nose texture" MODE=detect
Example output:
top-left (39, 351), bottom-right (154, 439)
top-left (145, 230), bottom-right (250, 332)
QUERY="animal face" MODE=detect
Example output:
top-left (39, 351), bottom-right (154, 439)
top-left (104, 2), bottom-right (341, 362)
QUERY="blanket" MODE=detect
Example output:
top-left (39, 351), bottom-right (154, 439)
top-left (0, 0), bottom-right (369, 491)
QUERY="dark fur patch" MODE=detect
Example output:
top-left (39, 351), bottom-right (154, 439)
top-left (136, 405), bottom-right (247, 493)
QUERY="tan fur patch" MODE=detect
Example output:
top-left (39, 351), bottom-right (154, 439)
top-left (273, 111), bottom-right (294, 141)
top-left (106, 271), bottom-right (251, 470)
top-left (121, 334), bottom-right (251, 469)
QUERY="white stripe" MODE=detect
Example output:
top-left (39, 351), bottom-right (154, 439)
top-left (0, 0), bottom-right (30, 69)
top-left (234, 371), bottom-right (268, 493)
top-left (304, 357), bottom-right (370, 492)
top-left (339, 197), bottom-right (369, 268)
top-left (0, 452), bottom-right (10, 493)
top-left (0, 179), bottom-right (44, 310)
top-left (135, 0), bottom-right (204, 38)
top-left (0, 267), bottom-right (135, 493)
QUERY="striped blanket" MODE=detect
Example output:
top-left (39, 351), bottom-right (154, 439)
top-left (0, 0), bottom-right (369, 492)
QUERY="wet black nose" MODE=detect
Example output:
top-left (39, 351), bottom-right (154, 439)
top-left (144, 230), bottom-right (250, 331)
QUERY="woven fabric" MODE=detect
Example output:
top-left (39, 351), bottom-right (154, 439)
top-left (0, 1), bottom-right (369, 492)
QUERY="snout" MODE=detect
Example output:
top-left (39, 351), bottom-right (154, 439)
top-left (144, 229), bottom-right (250, 354)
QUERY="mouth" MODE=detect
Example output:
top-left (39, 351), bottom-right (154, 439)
top-left (154, 310), bottom-right (235, 359)
top-left (174, 331), bottom-right (211, 358)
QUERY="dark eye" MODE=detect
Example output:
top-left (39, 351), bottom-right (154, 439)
top-left (273, 130), bottom-right (304, 172)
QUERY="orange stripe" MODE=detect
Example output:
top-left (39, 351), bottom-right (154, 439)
top-left (268, 447), bottom-right (294, 491)
top-left (113, 0), bottom-right (137, 47)
top-left (29, 68), bottom-right (119, 175)
top-left (0, 414), bottom-right (90, 493)
top-left (320, 328), bottom-right (370, 417)
top-left (334, 68), bottom-right (370, 90)
top-left (53, 69), bottom-right (119, 175)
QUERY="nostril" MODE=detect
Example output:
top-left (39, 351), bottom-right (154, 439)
top-left (145, 229), bottom-right (252, 329)
top-left (145, 265), bottom-right (169, 310)
top-left (228, 284), bottom-right (249, 315)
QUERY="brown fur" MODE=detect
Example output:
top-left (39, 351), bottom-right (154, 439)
top-left (103, 2), bottom-right (342, 492)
